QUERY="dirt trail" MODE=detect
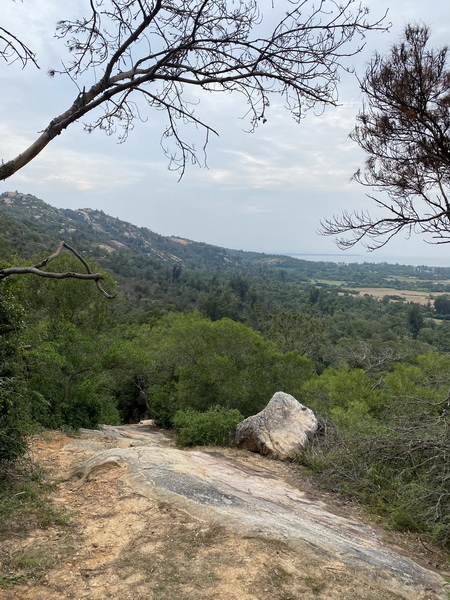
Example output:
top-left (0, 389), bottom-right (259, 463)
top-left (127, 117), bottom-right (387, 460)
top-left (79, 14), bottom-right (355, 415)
top-left (1, 424), bottom-right (448, 600)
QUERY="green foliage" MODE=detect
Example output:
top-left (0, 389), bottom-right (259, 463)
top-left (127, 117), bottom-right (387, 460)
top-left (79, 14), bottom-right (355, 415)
top-left (434, 295), bottom-right (450, 315)
top-left (173, 406), bottom-right (243, 447)
top-left (131, 312), bottom-right (314, 427)
top-left (299, 353), bottom-right (450, 549)
top-left (264, 311), bottom-right (330, 358)
top-left (23, 321), bottom-right (119, 429)
top-left (0, 377), bottom-right (32, 462)
top-left (0, 280), bottom-right (31, 461)
top-left (407, 303), bottom-right (424, 338)
top-left (103, 337), bottom-right (154, 423)
top-left (302, 367), bottom-right (385, 418)
top-left (0, 261), bottom-right (121, 437)
top-left (17, 254), bottom-right (114, 334)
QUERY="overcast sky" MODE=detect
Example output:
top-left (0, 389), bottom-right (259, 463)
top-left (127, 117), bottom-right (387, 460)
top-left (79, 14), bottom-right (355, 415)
top-left (1, 1), bottom-right (450, 266)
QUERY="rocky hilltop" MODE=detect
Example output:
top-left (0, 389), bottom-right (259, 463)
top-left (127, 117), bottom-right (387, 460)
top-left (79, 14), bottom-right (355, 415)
top-left (0, 191), bottom-right (287, 271)
top-left (5, 425), bottom-right (446, 600)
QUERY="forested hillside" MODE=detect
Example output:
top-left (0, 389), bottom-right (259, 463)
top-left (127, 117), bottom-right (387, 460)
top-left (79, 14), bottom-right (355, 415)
top-left (1, 191), bottom-right (449, 551)
top-left (4, 191), bottom-right (450, 290)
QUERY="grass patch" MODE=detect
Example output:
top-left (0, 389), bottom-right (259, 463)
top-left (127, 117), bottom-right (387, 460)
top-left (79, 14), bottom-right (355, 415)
top-left (0, 534), bottom-right (75, 588)
top-left (303, 576), bottom-right (327, 596)
top-left (0, 542), bottom-right (73, 588)
top-left (245, 537), bottom-right (329, 600)
top-left (312, 279), bottom-right (346, 286)
top-left (118, 519), bottom-right (225, 600)
top-left (0, 460), bottom-right (70, 538)
top-left (266, 566), bottom-right (292, 587)
top-left (0, 457), bottom-right (73, 588)
top-left (260, 562), bottom-right (328, 599)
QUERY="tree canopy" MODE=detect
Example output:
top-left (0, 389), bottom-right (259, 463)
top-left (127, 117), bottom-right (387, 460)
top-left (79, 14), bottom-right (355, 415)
top-left (322, 25), bottom-right (450, 249)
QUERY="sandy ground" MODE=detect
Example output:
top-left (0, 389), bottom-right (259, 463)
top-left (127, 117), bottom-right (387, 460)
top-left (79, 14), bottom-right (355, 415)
top-left (0, 430), bottom-right (448, 600)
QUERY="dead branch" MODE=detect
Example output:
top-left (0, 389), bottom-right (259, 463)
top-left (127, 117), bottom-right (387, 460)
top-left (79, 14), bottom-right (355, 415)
top-left (0, 0), bottom-right (388, 180)
top-left (321, 25), bottom-right (450, 250)
top-left (0, 241), bottom-right (116, 299)
top-left (0, 25), bottom-right (39, 68)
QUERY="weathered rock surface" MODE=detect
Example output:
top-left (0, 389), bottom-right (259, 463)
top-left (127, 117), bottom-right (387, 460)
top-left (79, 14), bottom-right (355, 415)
top-left (69, 423), bottom-right (447, 600)
top-left (234, 391), bottom-right (318, 459)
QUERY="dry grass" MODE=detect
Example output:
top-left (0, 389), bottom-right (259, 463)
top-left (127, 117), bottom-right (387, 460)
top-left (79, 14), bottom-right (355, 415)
top-left (0, 459), bottom-right (73, 589)
top-left (341, 287), bottom-right (436, 305)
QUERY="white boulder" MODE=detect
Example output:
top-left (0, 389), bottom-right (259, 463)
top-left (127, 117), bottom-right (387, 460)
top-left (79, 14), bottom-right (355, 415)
top-left (234, 391), bottom-right (318, 460)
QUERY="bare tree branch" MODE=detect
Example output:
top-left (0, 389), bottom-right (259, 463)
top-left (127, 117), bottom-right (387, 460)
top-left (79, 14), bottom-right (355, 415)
top-left (0, 242), bottom-right (116, 299)
top-left (0, 0), bottom-right (388, 180)
top-left (0, 27), bottom-right (38, 69)
top-left (321, 25), bottom-right (450, 250)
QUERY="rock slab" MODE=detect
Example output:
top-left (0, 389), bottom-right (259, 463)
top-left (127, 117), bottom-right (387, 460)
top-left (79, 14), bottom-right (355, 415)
top-left (234, 391), bottom-right (318, 459)
top-left (69, 423), bottom-right (447, 600)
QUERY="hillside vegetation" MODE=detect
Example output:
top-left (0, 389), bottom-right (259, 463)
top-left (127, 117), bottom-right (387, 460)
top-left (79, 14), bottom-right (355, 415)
top-left (1, 191), bottom-right (449, 552)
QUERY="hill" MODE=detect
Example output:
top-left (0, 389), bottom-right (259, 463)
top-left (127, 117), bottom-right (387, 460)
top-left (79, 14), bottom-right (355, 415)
top-left (0, 191), bottom-right (298, 272)
top-left (3, 191), bottom-right (450, 293)
top-left (4, 190), bottom-right (450, 328)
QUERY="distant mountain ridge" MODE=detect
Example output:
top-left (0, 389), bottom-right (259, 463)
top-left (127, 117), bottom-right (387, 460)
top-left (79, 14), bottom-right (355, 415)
top-left (4, 191), bottom-right (450, 294)
top-left (0, 191), bottom-right (298, 272)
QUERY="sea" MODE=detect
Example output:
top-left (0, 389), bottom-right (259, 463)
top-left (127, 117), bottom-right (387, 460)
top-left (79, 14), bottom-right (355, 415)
top-left (287, 254), bottom-right (450, 268)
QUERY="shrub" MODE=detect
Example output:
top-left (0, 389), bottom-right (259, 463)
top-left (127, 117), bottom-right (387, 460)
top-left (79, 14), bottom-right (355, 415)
top-left (298, 355), bottom-right (450, 550)
top-left (0, 377), bottom-right (32, 462)
top-left (173, 406), bottom-right (244, 448)
top-left (300, 429), bottom-right (450, 549)
top-left (0, 281), bottom-right (30, 461)
top-left (135, 312), bottom-right (314, 426)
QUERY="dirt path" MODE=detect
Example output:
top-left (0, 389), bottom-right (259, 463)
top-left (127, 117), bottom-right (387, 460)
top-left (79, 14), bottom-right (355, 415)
top-left (1, 425), bottom-right (448, 600)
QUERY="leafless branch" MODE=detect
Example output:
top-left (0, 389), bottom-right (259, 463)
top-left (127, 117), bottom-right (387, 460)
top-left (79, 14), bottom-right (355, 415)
top-left (321, 25), bottom-right (450, 250)
top-left (0, 26), bottom-right (38, 68)
top-left (0, 0), bottom-right (388, 180)
top-left (0, 241), bottom-right (116, 298)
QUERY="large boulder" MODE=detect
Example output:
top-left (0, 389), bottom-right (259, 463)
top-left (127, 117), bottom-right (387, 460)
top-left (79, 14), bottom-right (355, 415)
top-left (234, 391), bottom-right (318, 460)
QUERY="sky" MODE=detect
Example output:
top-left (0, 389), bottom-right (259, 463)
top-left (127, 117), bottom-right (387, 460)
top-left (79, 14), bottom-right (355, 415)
top-left (1, 1), bottom-right (450, 266)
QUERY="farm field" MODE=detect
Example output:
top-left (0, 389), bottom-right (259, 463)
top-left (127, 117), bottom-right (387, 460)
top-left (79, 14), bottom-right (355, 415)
top-left (342, 287), bottom-right (439, 305)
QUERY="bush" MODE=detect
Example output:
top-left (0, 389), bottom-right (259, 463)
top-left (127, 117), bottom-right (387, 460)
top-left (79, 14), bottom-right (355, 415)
top-left (298, 355), bottom-right (450, 550)
top-left (0, 378), bottom-right (32, 462)
top-left (300, 430), bottom-right (450, 549)
top-left (173, 406), bottom-right (244, 448)
top-left (0, 281), bottom-right (31, 461)
top-left (134, 312), bottom-right (314, 426)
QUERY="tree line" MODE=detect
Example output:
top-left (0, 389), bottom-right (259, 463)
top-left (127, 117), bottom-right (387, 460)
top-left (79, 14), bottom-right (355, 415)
top-left (1, 250), bottom-right (449, 549)
top-left (1, 0), bottom-right (450, 555)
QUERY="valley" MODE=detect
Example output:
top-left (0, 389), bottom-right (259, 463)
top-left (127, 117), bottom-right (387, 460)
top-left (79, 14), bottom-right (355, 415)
top-left (1, 191), bottom-right (449, 596)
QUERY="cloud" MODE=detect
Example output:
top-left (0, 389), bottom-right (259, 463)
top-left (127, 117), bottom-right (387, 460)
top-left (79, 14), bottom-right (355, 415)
top-left (11, 151), bottom-right (134, 190)
top-left (0, 116), bottom-right (169, 195)
top-left (2, 0), bottom-right (450, 264)
top-left (190, 98), bottom-right (364, 194)
top-left (203, 141), bottom-right (355, 192)
top-left (238, 204), bottom-right (274, 214)
top-left (4, 134), bottom-right (166, 196)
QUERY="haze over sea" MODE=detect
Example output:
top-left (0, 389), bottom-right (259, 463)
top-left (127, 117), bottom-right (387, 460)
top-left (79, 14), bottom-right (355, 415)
top-left (288, 254), bottom-right (450, 268)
